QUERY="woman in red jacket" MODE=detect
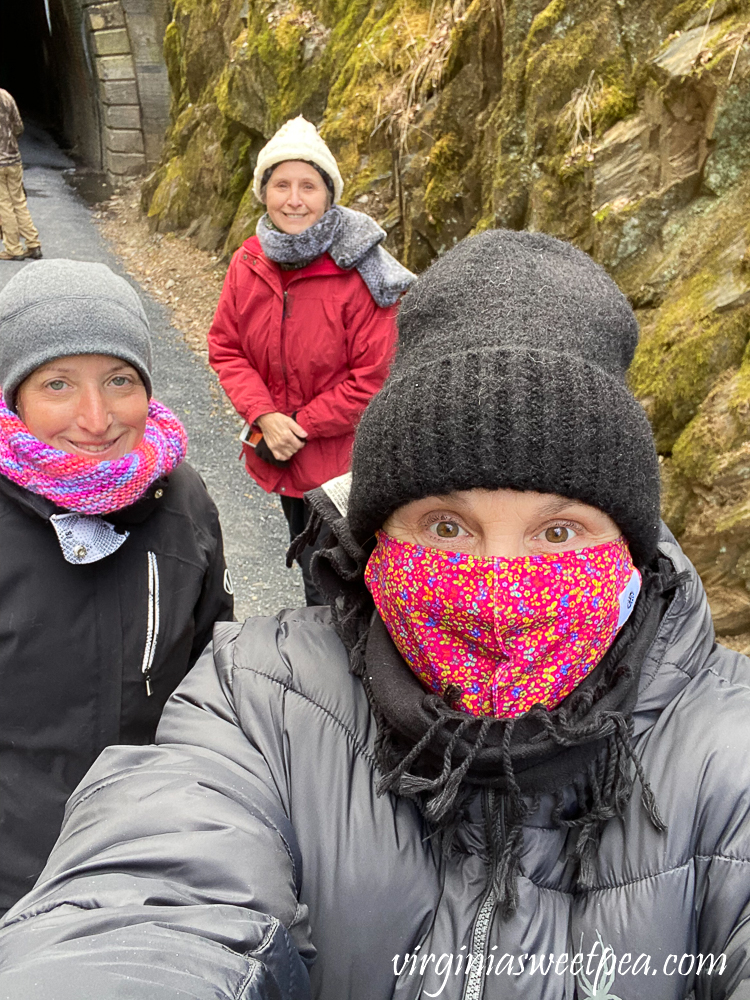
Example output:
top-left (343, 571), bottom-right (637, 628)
top-left (209, 116), bottom-right (413, 604)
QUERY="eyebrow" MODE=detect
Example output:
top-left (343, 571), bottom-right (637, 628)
top-left (426, 492), bottom-right (473, 510)
top-left (534, 495), bottom-right (584, 516)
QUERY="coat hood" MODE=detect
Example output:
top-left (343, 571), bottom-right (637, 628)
top-left (631, 522), bottom-right (717, 735)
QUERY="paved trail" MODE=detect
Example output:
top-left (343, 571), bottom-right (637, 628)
top-left (1, 127), bottom-right (305, 619)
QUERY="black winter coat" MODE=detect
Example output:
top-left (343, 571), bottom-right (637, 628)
top-left (1, 529), bottom-right (750, 999)
top-left (0, 463), bottom-right (233, 914)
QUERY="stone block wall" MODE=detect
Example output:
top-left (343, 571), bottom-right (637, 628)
top-left (65, 0), bottom-right (169, 184)
top-left (83, 0), bottom-right (145, 180)
top-left (120, 0), bottom-right (171, 167)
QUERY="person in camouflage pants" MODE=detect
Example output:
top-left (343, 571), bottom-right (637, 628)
top-left (0, 89), bottom-right (42, 262)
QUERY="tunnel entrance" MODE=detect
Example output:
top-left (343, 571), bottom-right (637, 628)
top-left (0, 0), bottom-right (104, 168)
top-left (0, 0), bottom-right (170, 184)
top-left (0, 1), bottom-right (63, 136)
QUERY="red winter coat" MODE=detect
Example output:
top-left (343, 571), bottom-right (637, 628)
top-left (209, 236), bottom-right (398, 497)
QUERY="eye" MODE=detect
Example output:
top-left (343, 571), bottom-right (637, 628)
top-left (109, 375), bottom-right (132, 387)
top-left (544, 524), bottom-right (577, 544)
top-left (46, 379), bottom-right (68, 391)
top-left (429, 520), bottom-right (467, 540)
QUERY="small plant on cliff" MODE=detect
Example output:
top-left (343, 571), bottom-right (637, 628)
top-left (373, 0), bottom-right (469, 152)
top-left (558, 70), bottom-right (602, 159)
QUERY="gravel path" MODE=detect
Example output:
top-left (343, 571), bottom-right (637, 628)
top-left (0, 127), bottom-right (305, 619)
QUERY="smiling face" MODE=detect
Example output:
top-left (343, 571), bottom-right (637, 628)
top-left (263, 160), bottom-right (330, 234)
top-left (15, 354), bottom-right (149, 461)
top-left (382, 488), bottom-right (623, 559)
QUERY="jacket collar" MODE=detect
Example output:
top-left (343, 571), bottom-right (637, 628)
top-left (0, 471), bottom-right (169, 525)
top-left (241, 234), bottom-right (347, 290)
top-left (0, 472), bottom-right (56, 520)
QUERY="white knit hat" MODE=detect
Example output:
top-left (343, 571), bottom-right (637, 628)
top-left (252, 116), bottom-right (344, 203)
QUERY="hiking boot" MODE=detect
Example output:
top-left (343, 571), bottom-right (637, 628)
top-left (0, 250), bottom-right (25, 261)
top-left (25, 247), bottom-right (43, 260)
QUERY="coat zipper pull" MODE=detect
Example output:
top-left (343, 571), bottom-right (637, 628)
top-left (145, 674), bottom-right (153, 697)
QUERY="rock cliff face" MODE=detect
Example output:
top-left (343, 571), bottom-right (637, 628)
top-left (144, 0), bottom-right (750, 649)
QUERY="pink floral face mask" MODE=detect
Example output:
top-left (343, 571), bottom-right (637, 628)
top-left (364, 533), bottom-right (641, 718)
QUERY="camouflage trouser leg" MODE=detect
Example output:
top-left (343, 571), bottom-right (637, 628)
top-left (0, 164), bottom-right (40, 257)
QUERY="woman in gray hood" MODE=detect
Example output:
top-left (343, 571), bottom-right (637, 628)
top-left (1, 230), bottom-right (750, 1000)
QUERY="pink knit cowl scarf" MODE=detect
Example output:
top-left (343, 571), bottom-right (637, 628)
top-left (0, 396), bottom-right (188, 515)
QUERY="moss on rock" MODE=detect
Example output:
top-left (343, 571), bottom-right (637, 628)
top-left (630, 278), bottom-right (750, 451)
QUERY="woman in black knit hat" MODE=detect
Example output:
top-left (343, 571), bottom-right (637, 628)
top-left (2, 231), bottom-right (750, 1000)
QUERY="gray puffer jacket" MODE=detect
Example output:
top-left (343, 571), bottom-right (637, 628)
top-left (1, 529), bottom-right (750, 1000)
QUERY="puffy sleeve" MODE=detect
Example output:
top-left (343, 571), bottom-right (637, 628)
top-left (691, 651), bottom-right (750, 998)
top-left (0, 629), bottom-right (314, 1000)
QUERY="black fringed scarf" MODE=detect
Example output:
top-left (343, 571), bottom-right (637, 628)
top-left (288, 489), bottom-right (682, 917)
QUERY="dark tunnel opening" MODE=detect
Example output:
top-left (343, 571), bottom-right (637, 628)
top-left (0, 0), bottom-right (104, 167)
top-left (0, 0), bottom-right (63, 136)
top-left (1, 1), bottom-right (172, 184)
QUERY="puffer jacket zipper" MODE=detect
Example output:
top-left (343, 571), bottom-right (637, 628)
top-left (141, 551), bottom-right (160, 696)
top-left (462, 790), bottom-right (503, 1000)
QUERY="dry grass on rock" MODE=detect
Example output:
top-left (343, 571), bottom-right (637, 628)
top-left (94, 180), bottom-right (227, 359)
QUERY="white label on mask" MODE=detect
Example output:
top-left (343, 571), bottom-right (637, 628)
top-left (617, 568), bottom-right (642, 629)
top-left (320, 472), bottom-right (352, 517)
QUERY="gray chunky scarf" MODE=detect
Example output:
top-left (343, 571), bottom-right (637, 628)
top-left (256, 205), bottom-right (415, 307)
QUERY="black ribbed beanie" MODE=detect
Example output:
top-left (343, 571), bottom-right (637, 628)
top-left (348, 229), bottom-right (661, 567)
